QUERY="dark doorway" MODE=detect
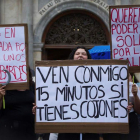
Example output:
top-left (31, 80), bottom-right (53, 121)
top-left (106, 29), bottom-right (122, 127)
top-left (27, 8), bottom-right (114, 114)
top-left (44, 49), bottom-right (72, 60)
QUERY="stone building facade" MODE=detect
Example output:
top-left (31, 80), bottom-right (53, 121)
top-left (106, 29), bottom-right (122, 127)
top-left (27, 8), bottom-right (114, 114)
top-left (0, 0), bottom-right (139, 69)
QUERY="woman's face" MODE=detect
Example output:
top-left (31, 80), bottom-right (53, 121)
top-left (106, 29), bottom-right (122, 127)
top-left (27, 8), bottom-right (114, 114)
top-left (74, 48), bottom-right (88, 60)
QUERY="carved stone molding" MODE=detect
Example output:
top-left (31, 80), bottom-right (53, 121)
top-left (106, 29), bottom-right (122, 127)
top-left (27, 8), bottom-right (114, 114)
top-left (45, 13), bottom-right (108, 45)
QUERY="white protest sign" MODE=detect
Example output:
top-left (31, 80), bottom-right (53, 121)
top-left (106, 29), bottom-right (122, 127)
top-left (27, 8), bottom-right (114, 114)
top-left (110, 7), bottom-right (140, 66)
top-left (0, 26), bottom-right (27, 84)
top-left (36, 64), bottom-right (128, 123)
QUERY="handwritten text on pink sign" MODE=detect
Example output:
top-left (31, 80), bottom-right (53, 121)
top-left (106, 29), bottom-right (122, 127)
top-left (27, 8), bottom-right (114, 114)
top-left (111, 7), bottom-right (140, 66)
top-left (0, 26), bottom-right (27, 83)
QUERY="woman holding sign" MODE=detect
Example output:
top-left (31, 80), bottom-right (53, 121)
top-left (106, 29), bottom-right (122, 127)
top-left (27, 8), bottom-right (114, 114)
top-left (32, 46), bottom-right (100, 140)
top-left (49, 46), bottom-right (100, 140)
top-left (0, 68), bottom-right (36, 140)
top-left (103, 73), bottom-right (140, 140)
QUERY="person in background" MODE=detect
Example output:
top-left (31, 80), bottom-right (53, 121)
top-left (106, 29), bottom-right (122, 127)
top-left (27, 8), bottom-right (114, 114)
top-left (103, 73), bottom-right (140, 140)
top-left (131, 73), bottom-right (140, 140)
top-left (0, 68), bottom-right (36, 140)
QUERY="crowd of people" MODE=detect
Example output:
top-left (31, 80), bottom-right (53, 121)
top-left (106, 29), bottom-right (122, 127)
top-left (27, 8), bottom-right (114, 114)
top-left (0, 46), bottom-right (140, 140)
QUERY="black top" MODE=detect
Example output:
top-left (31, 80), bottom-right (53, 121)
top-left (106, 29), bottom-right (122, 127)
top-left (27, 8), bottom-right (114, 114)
top-left (0, 84), bottom-right (35, 123)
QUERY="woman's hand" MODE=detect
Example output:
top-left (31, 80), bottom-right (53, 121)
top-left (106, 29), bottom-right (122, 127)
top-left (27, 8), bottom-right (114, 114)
top-left (131, 84), bottom-right (140, 114)
top-left (0, 86), bottom-right (6, 100)
top-left (32, 103), bottom-right (37, 115)
top-left (127, 102), bottom-right (133, 112)
top-left (132, 84), bottom-right (138, 97)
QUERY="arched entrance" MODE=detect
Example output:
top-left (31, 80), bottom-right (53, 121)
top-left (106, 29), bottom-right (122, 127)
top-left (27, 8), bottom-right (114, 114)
top-left (41, 10), bottom-right (109, 60)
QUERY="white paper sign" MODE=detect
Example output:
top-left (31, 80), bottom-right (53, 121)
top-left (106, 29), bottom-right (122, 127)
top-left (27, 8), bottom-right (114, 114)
top-left (0, 26), bottom-right (27, 83)
top-left (36, 65), bottom-right (128, 123)
top-left (111, 7), bottom-right (140, 66)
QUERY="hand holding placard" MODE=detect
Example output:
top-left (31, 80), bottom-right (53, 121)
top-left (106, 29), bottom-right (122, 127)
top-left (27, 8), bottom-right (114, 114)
top-left (0, 85), bottom-right (6, 109)
top-left (1, 69), bottom-right (11, 109)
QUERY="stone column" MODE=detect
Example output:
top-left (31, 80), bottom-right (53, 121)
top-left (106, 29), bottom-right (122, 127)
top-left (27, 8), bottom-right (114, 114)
top-left (121, 0), bottom-right (132, 5)
top-left (135, 0), bottom-right (140, 4)
top-left (22, 0), bottom-right (34, 69)
top-left (105, 0), bottom-right (115, 5)
top-left (0, 0), bottom-right (1, 24)
top-left (0, 0), bottom-right (4, 24)
top-left (33, 43), bottom-right (44, 64)
top-left (115, 0), bottom-right (121, 5)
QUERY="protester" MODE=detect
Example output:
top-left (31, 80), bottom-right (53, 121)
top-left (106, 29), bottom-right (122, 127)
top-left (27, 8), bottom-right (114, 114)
top-left (103, 73), bottom-right (140, 140)
top-left (0, 68), bottom-right (36, 140)
top-left (57, 46), bottom-right (99, 140)
top-left (32, 46), bottom-right (100, 140)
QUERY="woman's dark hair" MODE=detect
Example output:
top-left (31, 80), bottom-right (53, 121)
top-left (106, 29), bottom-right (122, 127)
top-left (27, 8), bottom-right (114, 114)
top-left (130, 73), bottom-right (138, 83)
top-left (68, 46), bottom-right (91, 60)
top-left (29, 67), bottom-right (34, 86)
